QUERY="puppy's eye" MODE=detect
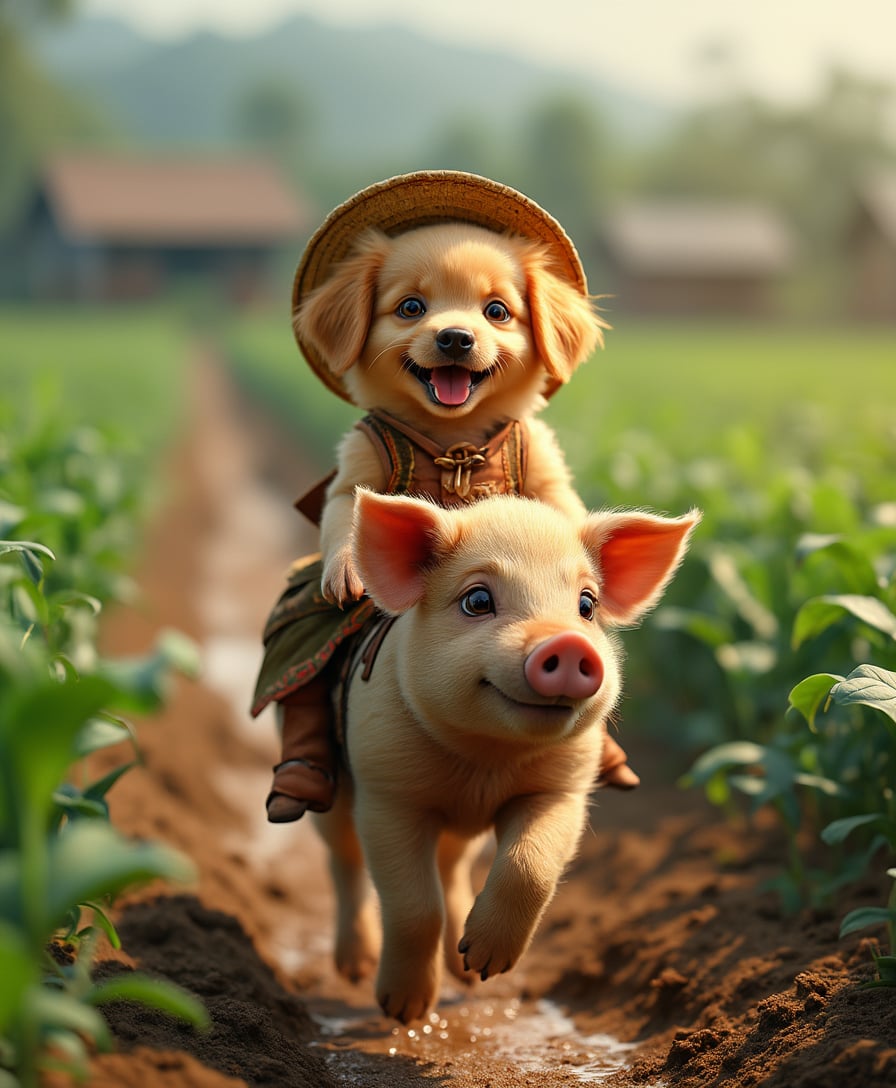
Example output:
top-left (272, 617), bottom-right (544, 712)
top-left (397, 297), bottom-right (426, 319)
top-left (484, 300), bottom-right (511, 323)
top-left (579, 591), bottom-right (597, 622)
top-left (460, 586), bottom-right (495, 617)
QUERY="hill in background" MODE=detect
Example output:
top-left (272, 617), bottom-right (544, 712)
top-left (34, 13), bottom-right (670, 173)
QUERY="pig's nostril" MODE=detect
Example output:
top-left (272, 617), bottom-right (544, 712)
top-left (543, 655), bottom-right (559, 674)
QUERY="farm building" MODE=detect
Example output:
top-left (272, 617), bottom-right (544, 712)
top-left (13, 153), bottom-right (308, 302)
top-left (599, 200), bottom-right (795, 317)
top-left (847, 169), bottom-right (896, 322)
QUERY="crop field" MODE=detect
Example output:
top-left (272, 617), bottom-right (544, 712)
top-left (0, 306), bottom-right (190, 457)
top-left (3, 304), bottom-right (895, 1083)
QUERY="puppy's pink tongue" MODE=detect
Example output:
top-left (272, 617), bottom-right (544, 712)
top-left (430, 366), bottom-right (471, 406)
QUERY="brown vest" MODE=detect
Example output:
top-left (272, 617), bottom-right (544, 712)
top-left (295, 409), bottom-right (529, 524)
top-left (355, 409), bottom-right (528, 506)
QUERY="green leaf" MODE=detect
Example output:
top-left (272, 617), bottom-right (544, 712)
top-left (839, 906), bottom-right (896, 939)
top-left (684, 741), bottom-right (767, 785)
top-left (788, 673), bottom-right (844, 728)
top-left (830, 665), bottom-right (896, 724)
top-left (72, 715), bottom-right (132, 758)
top-left (0, 922), bottom-right (34, 1027)
top-left (80, 901), bottom-right (121, 949)
top-left (792, 772), bottom-right (848, 798)
top-left (1, 674), bottom-right (117, 823)
top-left (793, 595), bottom-right (896, 650)
top-left (51, 786), bottom-right (108, 820)
top-left (0, 503), bottom-right (26, 535)
top-left (88, 974), bottom-right (209, 1029)
top-left (156, 628), bottom-right (201, 679)
top-left (794, 533), bottom-right (842, 561)
top-left (822, 813), bottom-right (896, 846)
top-left (794, 535), bottom-right (880, 592)
top-left (83, 761), bottom-right (138, 804)
top-left (652, 607), bottom-right (733, 648)
top-left (715, 641), bottom-right (777, 675)
top-left (26, 986), bottom-right (111, 1050)
top-left (44, 823), bottom-right (195, 932)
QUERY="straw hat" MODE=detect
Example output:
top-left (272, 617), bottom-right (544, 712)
top-left (292, 170), bottom-right (589, 404)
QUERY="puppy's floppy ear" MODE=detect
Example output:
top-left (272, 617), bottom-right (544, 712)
top-left (526, 252), bottom-right (608, 385)
top-left (294, 229), bottom-right (391, 376)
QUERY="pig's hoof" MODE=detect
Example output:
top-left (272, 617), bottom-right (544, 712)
top-left (335, 917), bottom-right (379, 983)
top-left (458, 934), bottom-right (511, 983)
top-left (378, 989), bottom-right (432, 1024)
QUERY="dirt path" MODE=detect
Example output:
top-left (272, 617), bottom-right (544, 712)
top-left (88, 353), bottom-right (896, 1087)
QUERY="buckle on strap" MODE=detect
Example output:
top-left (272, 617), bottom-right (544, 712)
top-left (433, 443), bottom-right (487, 499)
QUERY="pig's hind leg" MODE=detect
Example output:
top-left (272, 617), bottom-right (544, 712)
top-left (313, 785), bottom-right (379, 982)
top-left (358, 803), bottom-right (444, 1023)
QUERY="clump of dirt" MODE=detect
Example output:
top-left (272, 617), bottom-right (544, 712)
top-left (82, 358), bottom-right (895, 1087)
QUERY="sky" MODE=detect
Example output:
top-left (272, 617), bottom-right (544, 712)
top-left (82, 0), bottom-right (896, 107)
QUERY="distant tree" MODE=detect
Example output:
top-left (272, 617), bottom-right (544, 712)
top-left (234, 79), bottom-right (311, 155)
top-left (0, 0), bottom-right (100, 226)
top-left (516, 93), bottom-right (610, 256)
top-left (634, 66), bottom-right (896, 263)
top-left (423, 117), bottom-right (507, 180)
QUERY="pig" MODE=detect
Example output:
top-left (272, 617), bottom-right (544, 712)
top-left (311, 490), bottom-right (700, 1023)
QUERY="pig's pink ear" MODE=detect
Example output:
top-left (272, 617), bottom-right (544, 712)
top-left (351, 490), bottom-right (454, 614)
top-left (585, 509), bottom-right (701, 626)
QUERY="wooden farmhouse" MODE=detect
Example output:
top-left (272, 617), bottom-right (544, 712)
top-left (847, 169), bottom-right (896, 322)
top-left (14, 153), bottom-right (308, 302)
top-left (599, 200), bottom-right (795, 317)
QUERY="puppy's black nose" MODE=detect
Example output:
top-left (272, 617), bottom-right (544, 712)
top-left (436, 327), bottom-right (475, 359)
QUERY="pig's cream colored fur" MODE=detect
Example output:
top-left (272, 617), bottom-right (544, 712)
top-left (313, 491), bottom-right (700, 1023)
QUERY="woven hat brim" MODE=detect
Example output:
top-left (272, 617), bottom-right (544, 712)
top-left (292, 170), bottom-right (588, 404)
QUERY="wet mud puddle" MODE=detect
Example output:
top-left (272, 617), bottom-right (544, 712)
top-left (312, 994), bottom-right (638, 1085)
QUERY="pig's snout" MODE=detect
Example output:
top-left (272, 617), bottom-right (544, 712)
top-left (524, 633), bottom-right (604, 700)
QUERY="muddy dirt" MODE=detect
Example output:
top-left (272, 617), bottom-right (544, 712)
top-left (84, 355), bottom-right (895, 1087)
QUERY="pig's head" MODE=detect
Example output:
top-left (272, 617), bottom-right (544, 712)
top-left (351, 491), bottom-right (700, 747)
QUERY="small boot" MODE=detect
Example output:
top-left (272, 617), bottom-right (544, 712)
top-left (597, 734), bottom-right (640, 790)
top-left (266, 674), bottom-right (337, 823)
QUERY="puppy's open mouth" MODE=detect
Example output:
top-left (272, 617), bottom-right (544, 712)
top-left (404, 359), bottom-right (495, 408)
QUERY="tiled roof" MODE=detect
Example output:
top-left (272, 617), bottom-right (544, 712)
top-left (603, 201), bottom-right (794, 277)
top-left (40, 153), bottom-right (307, 244)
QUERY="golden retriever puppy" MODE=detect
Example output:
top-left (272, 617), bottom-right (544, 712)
top-left (295, 221), bottom-right (606, 606)
top-left (314, 490), bottom-right (700, 1023)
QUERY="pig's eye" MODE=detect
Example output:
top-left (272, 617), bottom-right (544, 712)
top-left (579, 591), bottom-right (596, 621)
top-left (460, 586), bottom-right (495, 617)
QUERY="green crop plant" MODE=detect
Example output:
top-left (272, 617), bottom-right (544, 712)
top-left (791, 663), bottom-right (896, 988)
top-left (0, 539), bottom-right (207, 1087)
top-left (0, 394), bottom-right (208, 1086)
top-left (684, 524), bottom-right (896, 918)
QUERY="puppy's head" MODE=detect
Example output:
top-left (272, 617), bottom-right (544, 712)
top-left (295, 222), bottom-right (607, 425)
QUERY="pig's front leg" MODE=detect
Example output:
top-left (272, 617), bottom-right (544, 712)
top-left (459, 791), bottom-right (589, 980)
top-left (357, 798), bottom-right (444, 1023)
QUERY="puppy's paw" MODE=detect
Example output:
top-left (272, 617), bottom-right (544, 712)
top-left (322, 550), bottom-right (365, 607)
